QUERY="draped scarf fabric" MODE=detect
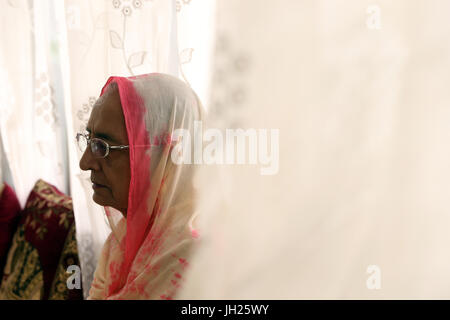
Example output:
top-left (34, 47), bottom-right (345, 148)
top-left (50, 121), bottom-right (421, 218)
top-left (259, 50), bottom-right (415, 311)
top-left (87, 73), bottom-right (204, 300)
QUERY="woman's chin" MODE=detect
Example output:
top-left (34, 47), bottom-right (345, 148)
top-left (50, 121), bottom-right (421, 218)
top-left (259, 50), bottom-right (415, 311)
top-left (92, 193), bottom-right (110, 206)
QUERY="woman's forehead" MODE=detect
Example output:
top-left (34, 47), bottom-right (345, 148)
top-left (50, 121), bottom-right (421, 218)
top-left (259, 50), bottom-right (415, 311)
top-left (87, 89), bottom-right (126, 137)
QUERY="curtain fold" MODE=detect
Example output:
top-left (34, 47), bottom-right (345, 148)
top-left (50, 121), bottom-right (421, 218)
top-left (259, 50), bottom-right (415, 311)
top-left (0, 0), bottom-right (67, 207)
top-left (179, 0), bottom-right (450, 299)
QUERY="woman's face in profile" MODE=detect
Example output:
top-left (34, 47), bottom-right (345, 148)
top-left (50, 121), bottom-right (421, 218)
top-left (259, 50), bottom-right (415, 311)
top-left (79, 86), bottom-right (131, 216)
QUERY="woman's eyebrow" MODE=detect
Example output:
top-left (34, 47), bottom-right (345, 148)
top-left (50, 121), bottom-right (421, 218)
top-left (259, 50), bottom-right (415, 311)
top-left (86, 128), bottom-right (119, 143)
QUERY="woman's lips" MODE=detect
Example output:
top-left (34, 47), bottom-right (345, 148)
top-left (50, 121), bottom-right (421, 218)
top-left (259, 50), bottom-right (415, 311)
top-left (92, 182), bottom-right (107, 189)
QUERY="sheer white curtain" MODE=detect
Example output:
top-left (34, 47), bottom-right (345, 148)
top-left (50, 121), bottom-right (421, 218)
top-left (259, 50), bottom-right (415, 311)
top-left (176, 0), bottom-right (216, 108)
top-left (179, 0), bottom-right (450, 299)
top-left (0, 0), bottom-right (215, 298)
top-left (0, 0), bottom-right (68, 207)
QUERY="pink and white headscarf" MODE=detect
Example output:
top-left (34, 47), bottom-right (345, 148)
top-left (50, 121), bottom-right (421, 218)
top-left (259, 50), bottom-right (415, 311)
top-left (87, 73), bottom-right (204, 300)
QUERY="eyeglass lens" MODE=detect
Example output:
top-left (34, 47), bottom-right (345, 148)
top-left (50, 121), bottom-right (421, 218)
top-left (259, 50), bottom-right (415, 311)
top-left (77, 135), bottom-right (108, 158)
top-left (77, 134), bottom-right (88, 152)
top-left (91, 139), bottom-right (108, 158)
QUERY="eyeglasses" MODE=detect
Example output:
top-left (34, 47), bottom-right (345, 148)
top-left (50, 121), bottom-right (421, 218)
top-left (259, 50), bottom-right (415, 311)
top-left (76, 132), bottom-right (129, 159)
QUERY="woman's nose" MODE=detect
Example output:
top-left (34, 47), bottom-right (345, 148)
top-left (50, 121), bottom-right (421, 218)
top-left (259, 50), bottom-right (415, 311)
top-left (79, 146), bottom-right (100, 171)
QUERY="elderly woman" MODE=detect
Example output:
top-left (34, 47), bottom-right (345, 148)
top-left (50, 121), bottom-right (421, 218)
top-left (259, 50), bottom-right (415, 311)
top-left (78, 73), bottom-right (204, 299)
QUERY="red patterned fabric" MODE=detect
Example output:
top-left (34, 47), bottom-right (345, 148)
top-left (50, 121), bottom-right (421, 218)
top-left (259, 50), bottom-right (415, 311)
top-left (0, 183), bottom-right (21, 282)
top-left (21, 180), bottom-right (76, 299)
top-left (0, 180), bottom-right (83, 299)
